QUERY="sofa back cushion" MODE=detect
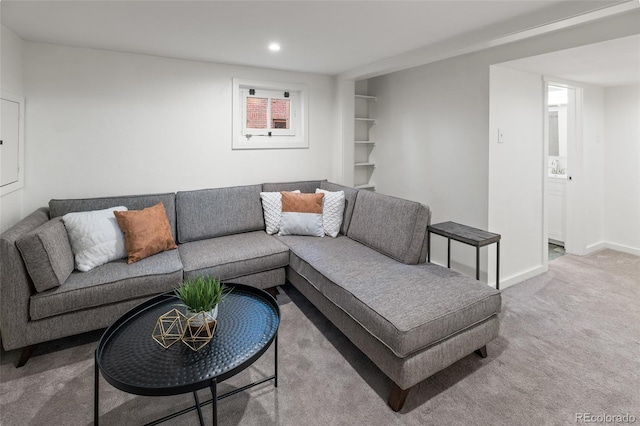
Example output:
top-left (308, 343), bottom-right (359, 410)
top-left (319, 181), bottom-right (359, 235)
top-left (49, 193), bottom-right (177, 240)
top-left (16, 217), bottom-right (75, 292)
top-left (176, 184), bottom-right (264, 243)
top-left (347, 190), bottom-right (431, 265)
top-left (262, 180), bottom-right (326, 194)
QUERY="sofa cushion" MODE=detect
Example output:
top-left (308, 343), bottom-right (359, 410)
top-left (319, 182), bottom-right (358, 235)
top-left (277, 235), bottom-right (501, 358)
top-left (114, 202), bottom-right (178, 264)
top-left (179, 230), bottom-right (289, 281)
top-left (16, 218), bottom-right (74, 292)
top-left (29, 250), bottom-right (183, 321)
top-left (347, 190), bottom-right (430, 264)
top-left (262, 180), bottom-right (326, 194)
top-left (49, 193), bottom-right (177, 240)
top-left (62, 206), bottom-right (128, 271)
top-left (176, 185), bottom-right (264, 243)
top-left (278, 192), bottom-right (325, 237)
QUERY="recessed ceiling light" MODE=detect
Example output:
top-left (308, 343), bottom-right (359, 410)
top-left (269, 43), bottom-right (281, 52)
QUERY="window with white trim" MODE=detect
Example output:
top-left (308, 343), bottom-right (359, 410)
top-left (233, 79), bottom-right (308, 149)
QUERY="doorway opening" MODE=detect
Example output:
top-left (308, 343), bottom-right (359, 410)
top-left (545, 82), bottom-right (580, 261)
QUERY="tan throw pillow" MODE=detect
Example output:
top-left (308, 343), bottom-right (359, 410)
top-left (114, 202), bottom-right (177, 264)
top-left (278, 192), bottom-right (325, 237)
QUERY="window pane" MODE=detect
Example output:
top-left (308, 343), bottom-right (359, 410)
top-left (271, 98), bottom-right (290, 129)
top-left (246, 97), bottom-right (267, 129)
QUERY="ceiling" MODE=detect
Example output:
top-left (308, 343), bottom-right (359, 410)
top-left (1, 1), bottom-right (631, 76)
top-left (499, 34), bottom-right (640, 86)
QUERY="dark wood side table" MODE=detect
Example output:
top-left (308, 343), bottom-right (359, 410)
top-left (427, 221), bottom-right (501, 290)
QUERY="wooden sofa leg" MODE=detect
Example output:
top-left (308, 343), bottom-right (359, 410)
top-left (475, 345), bottom-right (488, 358)
top-left (16, 345), bottom-right (37, 368)
top-left (388, 382), bottom-right (411, 412)
top-left (265, 287), bottom-right (279, 299)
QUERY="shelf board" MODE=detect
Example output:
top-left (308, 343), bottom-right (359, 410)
top-left (354, 162), bottom-right (375, 167)
top-left (355, 184), bottom-right (376, 190)
top-left (355, 94), bottom-right (377, 101)
top-left (355, 141), bottom-right (375, 145)
top-left (355, 117), bottom-right (376, 122)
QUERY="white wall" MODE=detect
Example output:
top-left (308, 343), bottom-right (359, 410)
top-left (580, 86), bottom-right (605, 252)
top-left (0, 26), bottom-right (25, 232)
top-left (13, 42), bottom-right (337, 223)
top-left (604, 84), bottom-right (640, 254)
top-left (489, 66), bottom-right (544, 287)
top-left (363, 11), bottom-right (638, 287)
top-left (368, 55), bottom-right (490, 277)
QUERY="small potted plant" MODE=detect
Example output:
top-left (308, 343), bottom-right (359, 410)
top-left (175, 276), bottom-right (231, 331)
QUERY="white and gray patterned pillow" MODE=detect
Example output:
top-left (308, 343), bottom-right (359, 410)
top-left (316, 189), bottom-right (345, 238)
top-left (260, 190), bottom-right (300, 234)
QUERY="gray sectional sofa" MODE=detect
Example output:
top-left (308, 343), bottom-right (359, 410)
top-left (0, 180), bottom-right (501, 411)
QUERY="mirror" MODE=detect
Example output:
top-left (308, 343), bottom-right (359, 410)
top-left (548, 85), bottom-right (568, 177)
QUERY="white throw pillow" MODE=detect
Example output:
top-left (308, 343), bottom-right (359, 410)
top-left (260, 190), bottom-right (300, 235)
top-left (62, 206), bottom-right (128, 272)
top-left (316, 189), bottom-right (345, 238)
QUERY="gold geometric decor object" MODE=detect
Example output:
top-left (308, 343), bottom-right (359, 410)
top-left (181, 312), bottom-right (217, 352)
top-left (152, 308), bottom-right (186, 349)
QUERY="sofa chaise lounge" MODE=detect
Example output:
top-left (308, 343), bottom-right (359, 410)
top-left (0, 180), bottom-right (501, 411)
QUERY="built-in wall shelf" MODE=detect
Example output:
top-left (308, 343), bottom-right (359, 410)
top-left (355, 184), bottom-right (376, 190)
top-left (355, 94), bottom-right (377, 101)
top-left (354, 89), bottom-right (377, 191)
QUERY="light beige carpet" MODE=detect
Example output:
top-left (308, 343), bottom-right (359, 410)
top-left (1, 249), bottom-right (638, 425)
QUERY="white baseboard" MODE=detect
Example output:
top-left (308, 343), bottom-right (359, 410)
top-left (495, 264), bottom-right (547, 291)
top-left (604, 242), bottom-right (640, 257)
top-left (584, 241), bottom-right (640, 257)
top-left (585, 241), bottom-right (607, 255)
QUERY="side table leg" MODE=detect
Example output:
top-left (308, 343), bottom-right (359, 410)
top-left (427, 231), bottom-right (431, 263)
top-left (496, 241), bottom-right (500, 290)
top-left (210, 380), bottom-right (218, 426)
top-left (447, 238), bottom-right (451, 268)
top-left (476, 246), bottom-right (480, 281)
top-left (94, 350), bottom-right (99, 426)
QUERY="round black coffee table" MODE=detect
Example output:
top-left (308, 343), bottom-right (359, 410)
top-left (94, 283), bottom-right (280, 426)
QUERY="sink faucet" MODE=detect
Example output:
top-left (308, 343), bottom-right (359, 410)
top-left (550, 159), bottom-right (563, 175)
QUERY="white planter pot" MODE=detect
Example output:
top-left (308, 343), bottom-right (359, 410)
top-left (186, 304), bottom-right (218, 327)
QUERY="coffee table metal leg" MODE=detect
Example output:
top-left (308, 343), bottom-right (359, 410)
top-left (193, 391), bottom-right (205, 426)
top-left (94, 350), bottom-right (99, 426)
top-left (274, 334), bottom-right (278, 388)
top-left (210, 380), bottom-right (217, 426)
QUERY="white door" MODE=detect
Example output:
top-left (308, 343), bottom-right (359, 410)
top-left (1, 98), bottom-right (20, 187)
